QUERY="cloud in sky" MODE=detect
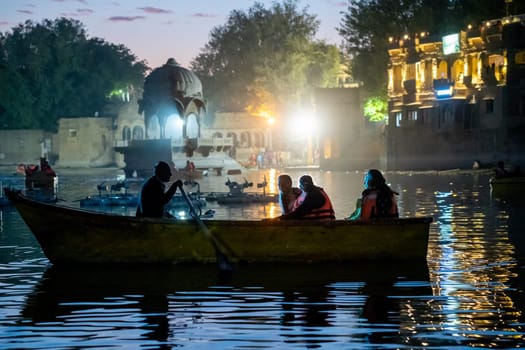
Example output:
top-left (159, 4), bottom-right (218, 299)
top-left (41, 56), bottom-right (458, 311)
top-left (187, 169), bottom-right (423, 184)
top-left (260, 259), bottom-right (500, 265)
top-left (191, 13), bottom-right (219, 19)
top-left (108, 16), bottom-right (146, 22)
top-left (1, 0), bottom-right (344, 68)
top-left (59, 8), bottom-right (93, 17)
top-left (76, 9), bottom-right (94, 15)
top-left (138, 7), bottom-right (173, 14)
top-left (51, 0), bottom-right (89, 3)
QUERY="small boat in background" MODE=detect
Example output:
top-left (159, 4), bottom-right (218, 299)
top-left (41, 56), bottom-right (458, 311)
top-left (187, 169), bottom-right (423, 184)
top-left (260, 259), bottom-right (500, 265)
top-left (490, 175), bottom-right (525, 198)
top-left (173, 169), bottom-right (203, 180)
top-left (25, 171), bottom-right (57, 189)
top-left (79, 180), bottom-right (206, 211)
top-left (205, 176), bottom-right (278, 205)
top-left (17, 158), bottom-right (58, 190)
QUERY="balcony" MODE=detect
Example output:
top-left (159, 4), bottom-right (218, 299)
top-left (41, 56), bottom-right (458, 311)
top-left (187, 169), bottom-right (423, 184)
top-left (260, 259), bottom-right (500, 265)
top-left (114, 137), bottom-right (234, 153)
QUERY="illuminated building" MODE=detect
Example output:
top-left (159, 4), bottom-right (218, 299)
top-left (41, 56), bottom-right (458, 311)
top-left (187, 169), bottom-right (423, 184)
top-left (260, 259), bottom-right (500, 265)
top-left (386, 14), bottom-right (525, 170)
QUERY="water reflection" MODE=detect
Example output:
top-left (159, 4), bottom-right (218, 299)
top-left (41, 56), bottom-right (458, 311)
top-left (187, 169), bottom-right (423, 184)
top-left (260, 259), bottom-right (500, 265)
top-left (19, 262), bottom-right (430, 348)
top-left (2, 169), bottom-right (525, 348)
top-left (421, 173), bottom-right (525, 347)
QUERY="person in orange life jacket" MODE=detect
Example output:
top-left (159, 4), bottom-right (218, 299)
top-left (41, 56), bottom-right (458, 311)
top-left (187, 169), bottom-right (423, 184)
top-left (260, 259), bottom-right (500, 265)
top-left (136, 161), bottom-right (183, 218)
top-left (346, 169), bottom-right (398, 220)
top-left (277, 174), bottom-right (302, 214)
top-left (279, 175), bottom-right (335, 220)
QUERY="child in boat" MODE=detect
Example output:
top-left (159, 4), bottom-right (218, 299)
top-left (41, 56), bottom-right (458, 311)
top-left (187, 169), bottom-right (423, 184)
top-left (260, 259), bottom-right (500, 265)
top-left (346, 169), bottom-right (398, 220)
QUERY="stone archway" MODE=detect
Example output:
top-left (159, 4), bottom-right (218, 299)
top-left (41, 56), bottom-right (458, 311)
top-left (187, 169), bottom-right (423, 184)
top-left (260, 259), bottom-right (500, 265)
top-left (132, 126), bottom-right (144, 140)
top-left (240, 131), bottom-right (251, 148)
top-left (122, 126), bottom-right (131, 141)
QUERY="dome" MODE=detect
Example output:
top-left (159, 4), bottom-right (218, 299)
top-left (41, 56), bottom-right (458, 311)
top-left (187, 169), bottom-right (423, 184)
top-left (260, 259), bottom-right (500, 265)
top-left (139, 58), bottom-right (206, 141)
top-left (143, 58), bottom-right (203, 99)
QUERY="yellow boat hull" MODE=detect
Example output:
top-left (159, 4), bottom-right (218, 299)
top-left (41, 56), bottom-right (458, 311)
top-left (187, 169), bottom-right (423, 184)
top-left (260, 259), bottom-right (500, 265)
top-left (6, 189), bottom-right (432, 264)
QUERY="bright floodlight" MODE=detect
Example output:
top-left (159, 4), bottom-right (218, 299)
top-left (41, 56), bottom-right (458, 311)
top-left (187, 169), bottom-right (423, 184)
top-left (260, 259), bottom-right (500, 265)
top-left (165, 115), bottom-right (184, 139)
top-left (292, 111), bottom-right (317, 135)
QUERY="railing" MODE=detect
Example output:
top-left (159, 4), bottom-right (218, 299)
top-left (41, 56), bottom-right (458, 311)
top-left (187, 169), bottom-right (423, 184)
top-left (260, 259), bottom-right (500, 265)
top-left (114, 137), bottom-right (234, 148)
top-left (114, 140), bottom-right (129, 147)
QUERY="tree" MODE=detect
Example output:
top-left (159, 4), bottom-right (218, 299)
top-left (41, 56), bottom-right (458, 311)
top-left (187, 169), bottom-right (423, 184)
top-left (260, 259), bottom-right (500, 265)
top-left (363, 96), bottom-right (388, 122)
top-left (338, 0), bottom-right (423, 95)
top-left (190, 0), bottom-right (341, 118)
top-left (0, 64), bottom-right (35, 128)
top-left (0, 18), bottom-right (148, 131)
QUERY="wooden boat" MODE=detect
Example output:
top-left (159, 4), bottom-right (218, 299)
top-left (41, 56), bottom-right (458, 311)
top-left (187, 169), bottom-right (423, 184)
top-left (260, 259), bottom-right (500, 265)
top-left (17, 161), bottom-right (58, 190)
top-left (25, 172), bottom-right (57, 189)
top-left (489, 175), bottom-right (525, 198)
top-left (5, 188), bottom-right (432, 265)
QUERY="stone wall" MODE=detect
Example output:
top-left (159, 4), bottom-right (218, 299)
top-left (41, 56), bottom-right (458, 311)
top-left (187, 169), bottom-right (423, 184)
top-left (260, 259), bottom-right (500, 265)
top-left (0, 129), bottom-right (50, 165)
top-left (56, 117), bottom-right (116, 168)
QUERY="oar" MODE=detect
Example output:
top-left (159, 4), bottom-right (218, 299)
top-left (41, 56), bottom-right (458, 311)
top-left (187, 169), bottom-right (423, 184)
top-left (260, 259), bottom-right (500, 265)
top-left (179, 186), bottom-right (235, 271)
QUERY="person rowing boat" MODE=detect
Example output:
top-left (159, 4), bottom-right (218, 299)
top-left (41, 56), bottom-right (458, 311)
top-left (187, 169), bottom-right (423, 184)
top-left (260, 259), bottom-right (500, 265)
top-left (136, 161), bottom-right (183, 218)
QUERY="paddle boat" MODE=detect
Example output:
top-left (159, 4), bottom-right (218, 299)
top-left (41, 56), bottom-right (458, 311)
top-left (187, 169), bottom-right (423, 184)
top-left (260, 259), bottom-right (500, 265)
top-left (205, 177), bottom-right (278, 205)
top-left (5, 188), bottom-right (432, 265)
top-left (79, 180), bottom-right (206, 210)
top-left (173, 169), bottom-right (203, 180)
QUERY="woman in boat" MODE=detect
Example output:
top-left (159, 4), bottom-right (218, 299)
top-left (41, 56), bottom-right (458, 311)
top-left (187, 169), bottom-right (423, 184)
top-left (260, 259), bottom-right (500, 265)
top-left (277, 174), bottom-right (302, 214)
top-left (136, 161), bottom-right (183, 218)
top-left (279, 175), bottom-right (335, 220)
top-left (347, 169), bottom-right (398, 220)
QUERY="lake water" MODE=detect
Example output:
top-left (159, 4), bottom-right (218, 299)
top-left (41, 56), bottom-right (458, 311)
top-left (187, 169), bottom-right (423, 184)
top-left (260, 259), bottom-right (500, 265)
top-left (1, 167), bottom-right (524, 349)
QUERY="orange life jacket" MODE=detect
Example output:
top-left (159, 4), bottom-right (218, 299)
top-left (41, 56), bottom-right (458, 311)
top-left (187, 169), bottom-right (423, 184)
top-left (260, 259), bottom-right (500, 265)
top-left (295, 189), bottom-right (336, 220)
top-left (361, 191), bottom-right (398, 219)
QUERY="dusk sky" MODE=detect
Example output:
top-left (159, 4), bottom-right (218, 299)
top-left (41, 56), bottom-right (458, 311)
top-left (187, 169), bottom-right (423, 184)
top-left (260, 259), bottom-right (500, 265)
top-left (0, 0), bottom-right (348, 69)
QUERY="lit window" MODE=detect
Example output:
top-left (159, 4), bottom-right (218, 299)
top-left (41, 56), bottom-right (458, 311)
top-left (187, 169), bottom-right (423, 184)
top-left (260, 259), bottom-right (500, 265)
top-left (395, 112), bottom-right (402, 127)
top-left (408, 110), bottom-right (418, 121)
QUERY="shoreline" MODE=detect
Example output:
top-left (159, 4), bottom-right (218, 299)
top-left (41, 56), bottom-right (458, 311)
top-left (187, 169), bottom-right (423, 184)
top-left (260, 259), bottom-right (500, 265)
top-left (1, 164), bottom-right (496, 178)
